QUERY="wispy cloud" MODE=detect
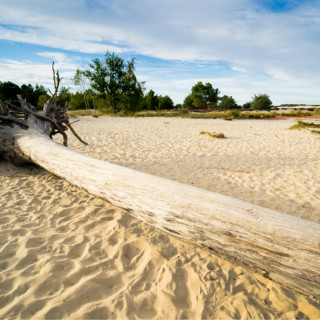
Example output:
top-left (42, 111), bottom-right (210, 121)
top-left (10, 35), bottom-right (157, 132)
top-left (0, 26), bottom-right (125, 54)
top-left (0, 0), bottom-right (319, 104)
top-left (0, 58), bottom-right (76, 90)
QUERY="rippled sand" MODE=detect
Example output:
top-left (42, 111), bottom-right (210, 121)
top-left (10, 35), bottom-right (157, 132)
top-left (0, 117), bottom-right (319, 319)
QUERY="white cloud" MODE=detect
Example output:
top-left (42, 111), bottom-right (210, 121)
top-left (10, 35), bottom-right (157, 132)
top-left (37, 52), bottom-right (68, 62)
top-left (0, 0), bottom-right (319, 104)
top-left (231, 66), bottom-right (247, 73)
top-left (266, 69), bottom-right (296, 82)
top-left (0, 59), bottom-right (76, 90)
top-left (0, 26), bottom-right (125, 54)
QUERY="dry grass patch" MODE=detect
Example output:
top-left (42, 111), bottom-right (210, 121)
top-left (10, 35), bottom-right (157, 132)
top-left (68, 110), bottom-right (106, 117)
top-left (200, 131), bottom-right (226, 138)
top-left (288, 120), bottom-right (320, 135)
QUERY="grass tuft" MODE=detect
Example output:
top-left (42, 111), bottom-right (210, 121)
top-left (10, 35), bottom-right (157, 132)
top-left (200, 131), bottom-right (226, 138)
top-left (288, 120), bottom-right (320, 135)
top-left (68, 110), bottom-right (107, 117)
top-left (288, 120), bottom-right (320, 130)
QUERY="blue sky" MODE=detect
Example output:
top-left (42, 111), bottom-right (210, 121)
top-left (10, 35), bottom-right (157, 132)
top-left (0, 0), bottom-right (319, 105)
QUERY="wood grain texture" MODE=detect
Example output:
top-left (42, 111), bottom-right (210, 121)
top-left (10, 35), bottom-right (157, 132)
top-left (15, 127), bottom-right (320, 300)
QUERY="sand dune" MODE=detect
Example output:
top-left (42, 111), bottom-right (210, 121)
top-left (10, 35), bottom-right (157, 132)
top-left (0, 117), bottom-right (319, 319)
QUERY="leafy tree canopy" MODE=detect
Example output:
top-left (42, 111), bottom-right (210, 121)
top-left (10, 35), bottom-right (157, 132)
top-left (69, 91), bottom-right (87, 110)
top-left (20, 83), bottom-right (47, 109)
top-left (183, 82), bottom-right (220, 109)
top-left (242, 102), bottom-right (251, 109)
top-left (145, 90), bottom-right (159, 110)
top-left (83, 51), bottom-right (144, 112)
top-left (0, 82), bottom-right (47, 110)
top-left (38, 94), bottom-right (50, 108)
top-left (58, 87), bottom-right (72, 107)
top-left (218, 95), bottom-right (238, 110)
top-left (0, 81), bottom-right (21, 101)
top-left (158, 95), bottom-right (174, 110)
top-left (183, 95), bottom-right (195, 109)
top-left (251, 93), bottom-right (273, 110)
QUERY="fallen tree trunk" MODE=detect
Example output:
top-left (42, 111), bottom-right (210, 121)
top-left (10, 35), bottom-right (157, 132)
top-left (0, 66), bottom-right (319, 300)
top-left (5, 125), bottom-right (319, 300)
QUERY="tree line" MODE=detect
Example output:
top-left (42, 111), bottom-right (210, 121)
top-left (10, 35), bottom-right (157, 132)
top-left (0, 52), bottom-right (273, 112)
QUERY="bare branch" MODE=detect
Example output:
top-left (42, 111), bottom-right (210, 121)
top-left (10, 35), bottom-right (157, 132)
top-left (52, 62), bottom-right (57, 94)
top-left (66, 123), bottom-right (88, 145)
top-left (51, 62), bottom-right (63, 99)
top-left (69, 119), bottom-right (80, 125)
top-left (0, 114), bottom-right (29, 128)
top-left (0, 101), bottom-right (10, 115)
top-left (17, 95), bottom-right (68, 146)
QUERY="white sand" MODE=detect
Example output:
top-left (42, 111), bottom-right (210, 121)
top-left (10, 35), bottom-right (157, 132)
top-left (0, 117), bottom-right (319, 319)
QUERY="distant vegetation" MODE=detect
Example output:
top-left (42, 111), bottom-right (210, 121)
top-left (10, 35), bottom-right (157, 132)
top-left (1, 51), bottom-right (319, 116)
top-left (132, 109), bottom-right (314, 120)
top-left (0, 81), bottom-right (48, 110)
top-left (280, 104), bottom-right (320, 107)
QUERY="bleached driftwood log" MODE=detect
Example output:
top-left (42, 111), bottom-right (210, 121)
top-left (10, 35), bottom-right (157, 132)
top-left (0, 67), bottom-right (319, 300)
top-left (13, 130), bottom-right (320, 300)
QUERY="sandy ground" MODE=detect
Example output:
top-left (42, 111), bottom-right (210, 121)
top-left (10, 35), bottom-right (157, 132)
top-left (0, 117), bottom-right (319, 319)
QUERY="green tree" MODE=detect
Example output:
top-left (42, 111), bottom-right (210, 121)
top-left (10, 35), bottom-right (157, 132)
top-left (158, 95), bottom-right (174, 110)
top-left (183, 95), bottom-right (195, 109)
top-left (73, 69), bottom-right (90, 110)
top-left (118, 59), bottom-right (144, 112)
top-left (191, 82), bottom-right (220, 109)
top-left (84, 52), bottom-right (144, 113)
top-left (183, 82), bottom-right (220, 109)
top-left (0, 82), bottom-right (47, 109)
top-left (0, 81), bottom-right (21, 101)
top-left (21, 84), bottom-right (35, 104)
top-left (33, 84), bottom-right (49, 109)
top-left (145, 90), bottom-right (159, 110)
top-left (242, 102), bottom-right (251, 109)
top-left (251, 94), bottom-right (273, 110)
top-left (218, 95), bottom-right (238, 110)
top-left (69, 92), bottom-right (87, 110)
top-left (58, 87), bottom-right (72, 107)
top-left (38, 94), bottom-right (50, 108)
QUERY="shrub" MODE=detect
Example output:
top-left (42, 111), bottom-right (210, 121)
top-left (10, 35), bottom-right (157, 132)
top-left (228, 109), bottom-right (240, 118)
top-left (218, 95), bottom-right (238, 110)
top-left (179, 108), bottom-right (189, 114)
top-left (38, 94), bottom-right (50, 108)
top-left (251, 94), bottom-right (273, 110)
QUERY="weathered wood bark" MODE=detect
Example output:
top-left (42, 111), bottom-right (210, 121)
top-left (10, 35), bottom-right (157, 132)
top-left (0, 63), bottom-right (87, 163)
top-left (5, 125), bottom-right (319, 301)
top-left (0, 66), bottom-right (319, 301)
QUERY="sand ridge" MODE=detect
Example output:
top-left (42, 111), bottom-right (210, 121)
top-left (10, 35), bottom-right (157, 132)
top-left (0, 117), bottom-right (320, 319)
